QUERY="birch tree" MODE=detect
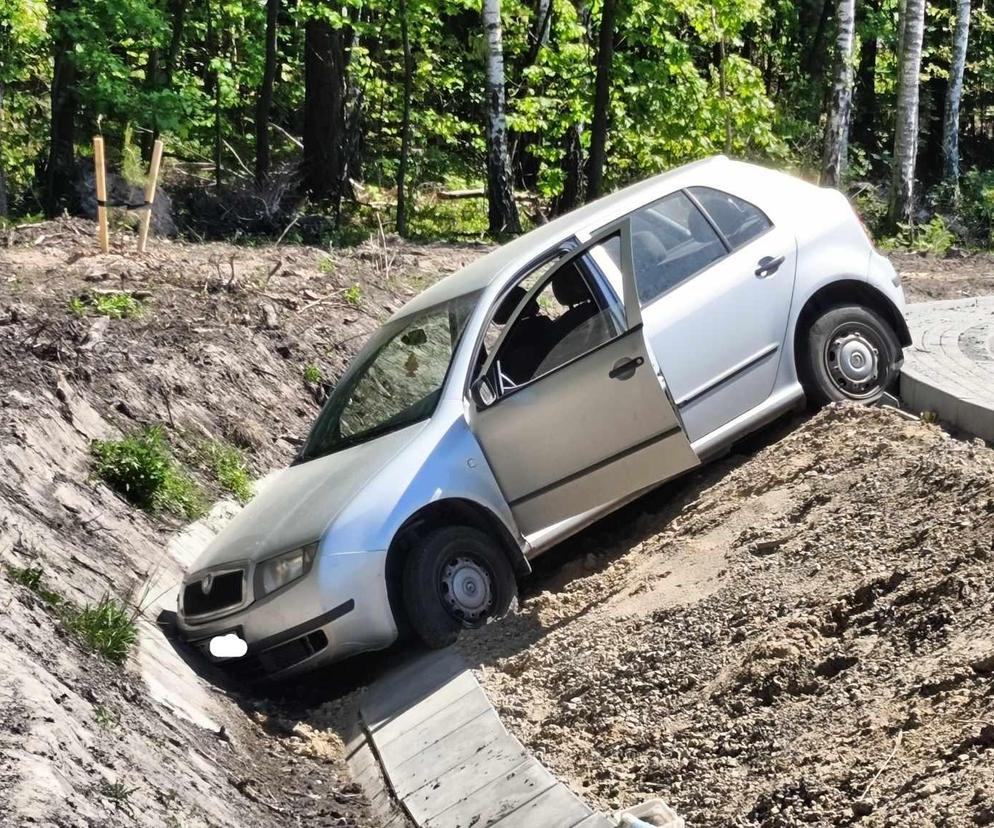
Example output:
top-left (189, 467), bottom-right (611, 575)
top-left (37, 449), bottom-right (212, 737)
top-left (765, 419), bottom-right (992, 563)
top-left (887, 0), bottom-right (927, 227)
top-left (942, 0), bottom-right (970, 189)
top-left (483, 0), bottom-right (520, 234)
top-left (820, 0), bottom-right (856, 187)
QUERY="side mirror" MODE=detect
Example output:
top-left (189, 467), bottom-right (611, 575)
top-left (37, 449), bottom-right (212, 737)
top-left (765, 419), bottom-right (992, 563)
top-left (470, 376), bottom-right (497, 409)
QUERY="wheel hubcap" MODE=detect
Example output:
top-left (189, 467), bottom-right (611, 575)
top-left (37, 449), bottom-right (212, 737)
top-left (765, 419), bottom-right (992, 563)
top-left (825, 329), bottom-right (881, 398)
top-left (440, 557), bottom-right (493, 623)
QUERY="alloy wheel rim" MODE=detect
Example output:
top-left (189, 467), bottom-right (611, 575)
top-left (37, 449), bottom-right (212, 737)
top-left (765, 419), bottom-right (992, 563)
top-left (440, 556), bottom-right (494, 623)
top-left (824, 326), bottom-right (882, 399)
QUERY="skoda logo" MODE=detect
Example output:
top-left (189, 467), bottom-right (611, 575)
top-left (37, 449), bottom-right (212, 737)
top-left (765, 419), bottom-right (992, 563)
top-left (200, 573), bottom-right (215, 596)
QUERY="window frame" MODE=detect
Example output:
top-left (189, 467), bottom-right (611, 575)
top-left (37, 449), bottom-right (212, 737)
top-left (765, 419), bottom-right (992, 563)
top-left (686, 186), bottom-right (774, 254)
top-left (467, 231), bottom-right (634, 407)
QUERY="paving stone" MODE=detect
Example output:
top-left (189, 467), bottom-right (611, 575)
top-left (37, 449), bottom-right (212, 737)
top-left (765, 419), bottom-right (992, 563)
top-left (901, 299), bottom-right (994, 442)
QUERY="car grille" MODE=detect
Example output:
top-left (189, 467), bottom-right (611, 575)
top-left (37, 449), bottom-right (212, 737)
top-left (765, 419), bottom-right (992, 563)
top-left (182, 570), bottom-right (244, 618)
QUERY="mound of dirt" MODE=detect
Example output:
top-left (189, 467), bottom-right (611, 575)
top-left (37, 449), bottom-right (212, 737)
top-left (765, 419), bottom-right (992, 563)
top-left (461, 405), bottom-right (994, 827)
top-left (0, 221), bottom-right (480, 825)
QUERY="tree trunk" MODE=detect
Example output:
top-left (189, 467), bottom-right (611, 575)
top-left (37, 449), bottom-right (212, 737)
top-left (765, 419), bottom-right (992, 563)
top-left (44, 0), bottom-right (78, 217)
top-left (482, 0), bottom-right (520, 234)
top-left (554, 124), bottom-right (583, 215)
top-left (396, 0), bottom-right (414, 236)
top-left (255, 0), bottom-right (280, 184)
top-left (852, 0), bottom-right (879, 154)
top-left (942, 0), bottom-right (970, 188)
top-left (586, 0), bottom-right (617, 201)
top-left (887, 0), bottom-right (926, 227)
top-left (302, 14), bottom-right (351, 215)
top-left (821, 0), bottom-right (856, 187)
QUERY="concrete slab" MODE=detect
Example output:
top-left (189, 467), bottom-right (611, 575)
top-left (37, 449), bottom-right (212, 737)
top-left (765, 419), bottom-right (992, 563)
top-left (377, 686), bottom-right (494, 769)
top-left (390, 708), bottom-right (507, 798)
top-left (361, 648), bottom-right (468, 727)
top-left (404, 735), bottom-right (530, 823)
top-left (372, 670), bottom-right (480, 745)
top-left (490, 783), bottom-right (593, 827)
top-left (424, 759), bottom-right (560, 827)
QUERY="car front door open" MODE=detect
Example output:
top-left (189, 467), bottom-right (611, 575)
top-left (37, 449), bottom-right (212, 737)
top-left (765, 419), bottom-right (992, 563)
top-left (466, 227), bottom-right (699, 540)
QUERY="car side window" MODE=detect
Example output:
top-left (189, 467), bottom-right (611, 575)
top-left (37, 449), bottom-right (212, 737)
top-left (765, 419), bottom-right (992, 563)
top-left (493, 242), bottom-right (625, 390)
top-left (630, 191), bottom-right (727, 305)
top-left (689, 186), bottom-right (772, 250)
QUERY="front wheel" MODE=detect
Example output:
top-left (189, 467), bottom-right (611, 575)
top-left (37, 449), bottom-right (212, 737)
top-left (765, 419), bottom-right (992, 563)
top-left (799, 304), bottom-right (902, 406)
top-left (402, 526), bottom-right (517, 649)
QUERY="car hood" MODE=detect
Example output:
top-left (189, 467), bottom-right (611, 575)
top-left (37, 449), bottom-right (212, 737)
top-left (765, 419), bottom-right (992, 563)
top-left (187, 422), bottom-right (427, 574)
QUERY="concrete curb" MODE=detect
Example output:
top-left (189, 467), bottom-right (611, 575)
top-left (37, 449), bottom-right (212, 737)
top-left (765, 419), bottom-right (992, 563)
top-left (359, 648), bottom-right (614, 828)
top-left (900, 298), bottom-right (994, 442)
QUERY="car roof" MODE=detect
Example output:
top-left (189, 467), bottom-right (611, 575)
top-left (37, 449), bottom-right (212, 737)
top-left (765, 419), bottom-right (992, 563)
top-left (392, 156), bottom-right (802, 320)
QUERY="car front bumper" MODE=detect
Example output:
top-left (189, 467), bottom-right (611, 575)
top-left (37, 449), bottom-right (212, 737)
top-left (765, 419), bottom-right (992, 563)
top-left (176, 549), bottom-right (397, 680)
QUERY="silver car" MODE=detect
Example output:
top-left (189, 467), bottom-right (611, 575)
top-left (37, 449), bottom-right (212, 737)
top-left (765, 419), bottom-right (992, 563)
top-left (177, 157), bottom-right (909, 679)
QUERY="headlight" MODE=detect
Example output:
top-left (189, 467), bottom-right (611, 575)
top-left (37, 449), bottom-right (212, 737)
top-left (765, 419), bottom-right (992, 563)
top-left (255, 543), bottom-right (318, 598)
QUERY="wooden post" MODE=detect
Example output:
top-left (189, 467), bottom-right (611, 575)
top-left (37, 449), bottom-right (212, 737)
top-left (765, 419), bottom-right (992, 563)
top-left (93, 136), bottom-right (109, 253)
top-left (138, 139), bottom-right (164, 254)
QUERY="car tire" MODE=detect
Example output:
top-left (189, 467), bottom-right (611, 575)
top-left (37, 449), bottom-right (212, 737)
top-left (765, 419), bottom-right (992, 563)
top-left (800, 304), bottom-right (902, 406)
top-left (402, 526), bottom-right (517, 649)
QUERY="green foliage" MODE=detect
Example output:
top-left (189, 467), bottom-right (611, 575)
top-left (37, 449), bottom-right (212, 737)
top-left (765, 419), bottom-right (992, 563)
top-left (343, 283), bottom-right (364, 307)
top-left (6, 565), bottom-right (137, 664)
top-left (97, 780), bottom-right (139, 815)
top-left (91, 427), bottom-right (206, 519)
top-left (959, 169), bottom-right (994, 246)
top-left (318, 256), bottom-right (335, 274)
top-left (200, 440), bottom-right (252, 504)
top-left (881, 216), bottom-right (957, 255)
top-left (6, 563), bottom-right (63, 606)
top-left (94, 704), bottom-right (118, 730)
top-left (69, 292), bottom-right (145, 319)
top-left (303, 362), bottom-right (323, 384)
top-left (67, 597), bottom-right (138, 665)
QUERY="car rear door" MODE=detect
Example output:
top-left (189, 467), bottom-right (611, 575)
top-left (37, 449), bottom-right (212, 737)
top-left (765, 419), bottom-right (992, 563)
top-left (466, 226), bottom-right (699, 540)
top-left (635, 187), bottom-right (798, 443)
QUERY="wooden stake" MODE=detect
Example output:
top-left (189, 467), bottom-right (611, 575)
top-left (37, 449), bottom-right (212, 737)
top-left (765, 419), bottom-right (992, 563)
top-left (138, 139), bottom-right (164, 254)
top-left (93, 136), bottom-right (109, 253)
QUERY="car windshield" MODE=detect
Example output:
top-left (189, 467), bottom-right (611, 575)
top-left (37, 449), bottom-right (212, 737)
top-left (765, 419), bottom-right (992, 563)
top-left (298, 291), bottom-right (481, 461)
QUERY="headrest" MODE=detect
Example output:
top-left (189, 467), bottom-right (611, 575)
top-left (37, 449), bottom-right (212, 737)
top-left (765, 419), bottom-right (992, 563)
top-left (494, 286), bottom-right (527, 325)
top-left (551, 263), bottom-right (591, 306)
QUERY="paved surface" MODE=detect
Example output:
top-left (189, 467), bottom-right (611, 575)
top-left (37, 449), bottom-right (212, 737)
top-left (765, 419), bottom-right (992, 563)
top-left (901, 297), bottom-right (994, 442)
top-left (359, 649), bottom-right (613, 828)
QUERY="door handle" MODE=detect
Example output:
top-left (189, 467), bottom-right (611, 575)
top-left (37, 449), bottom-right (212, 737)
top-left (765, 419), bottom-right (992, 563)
top-left (609, 356), bottom-right (644, 380)
top-left (755, 255), bottom-right (785, 278)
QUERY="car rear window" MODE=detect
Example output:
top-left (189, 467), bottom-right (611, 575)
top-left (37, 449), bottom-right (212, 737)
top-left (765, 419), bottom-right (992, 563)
top-left (689, 186), bottom-right (772, 250)
top-left (630, 191), bottom-right (726, 305)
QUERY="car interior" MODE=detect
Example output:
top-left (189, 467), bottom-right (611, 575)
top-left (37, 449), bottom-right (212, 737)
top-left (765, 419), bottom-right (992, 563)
top-left (481, 256), bottom-right (624, 392)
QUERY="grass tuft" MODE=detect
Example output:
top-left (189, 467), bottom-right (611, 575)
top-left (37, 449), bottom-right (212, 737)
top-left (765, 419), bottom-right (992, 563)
top-left (91, 426), bottom-right (206, 519)
top-left (69, 292), bottom-right (145, 319)
top-left (303, 362), bottom-right (323, 384)
top-left (67, 596), bottom-right (138, 665)
top-left (6, 566), bottom-right (138, 664)
top-left (343, 283), bottom-right (363, 307)
top-left (201, 440), bottom-right (253, 504)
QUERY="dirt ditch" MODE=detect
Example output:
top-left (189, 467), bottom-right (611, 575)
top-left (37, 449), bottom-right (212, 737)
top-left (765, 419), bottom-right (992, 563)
top-left (0, 221), bottom-right (482, 826)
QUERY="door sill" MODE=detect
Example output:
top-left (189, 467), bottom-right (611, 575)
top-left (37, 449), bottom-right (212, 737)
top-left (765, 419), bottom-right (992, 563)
top-left (690, 383), bottom-right (805, 461)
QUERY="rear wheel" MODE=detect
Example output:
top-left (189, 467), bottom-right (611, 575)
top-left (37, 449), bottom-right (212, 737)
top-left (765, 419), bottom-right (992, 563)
top-left (799, 304), bottom-right (902, 406)
top-left (402, 526), bottom-right (517, 649)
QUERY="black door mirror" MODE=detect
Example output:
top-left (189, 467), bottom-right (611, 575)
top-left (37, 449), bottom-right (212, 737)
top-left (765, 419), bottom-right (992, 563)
top-left (470, 376), bottom-right (497, 409)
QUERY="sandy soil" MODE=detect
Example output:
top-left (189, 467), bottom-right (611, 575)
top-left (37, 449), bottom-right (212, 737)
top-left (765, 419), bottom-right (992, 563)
top-left (0, 220), bottom-right (481, 827)
top-left (460, 405), bottom-right (994, 827)
top-left (892, 250), bottom-right (994, 302)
